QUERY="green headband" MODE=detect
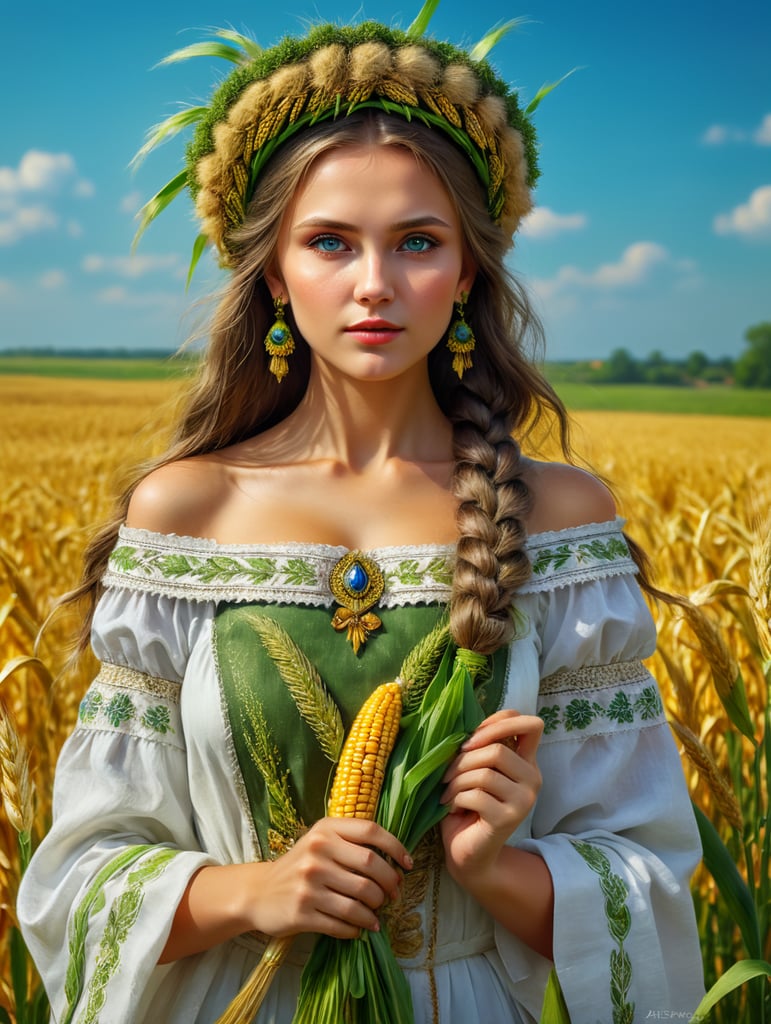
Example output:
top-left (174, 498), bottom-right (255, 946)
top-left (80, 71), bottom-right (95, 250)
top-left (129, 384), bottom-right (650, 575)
top-left (133, 4), bottom-right (564, 283)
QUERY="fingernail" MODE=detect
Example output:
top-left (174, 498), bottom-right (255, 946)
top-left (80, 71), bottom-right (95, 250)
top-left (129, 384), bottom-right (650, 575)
top-left (403, 854), bottom-right (414, 870)
top-left (371, 919), bottom-right (380, 932)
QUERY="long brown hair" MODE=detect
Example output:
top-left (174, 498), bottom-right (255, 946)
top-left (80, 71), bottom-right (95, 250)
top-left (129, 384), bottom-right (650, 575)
top-left (67, 111), bottom-right (650, 656)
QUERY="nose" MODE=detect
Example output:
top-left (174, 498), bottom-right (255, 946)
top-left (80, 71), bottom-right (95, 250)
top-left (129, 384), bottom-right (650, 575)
top-left (353, 249), bottom-right (394, 306)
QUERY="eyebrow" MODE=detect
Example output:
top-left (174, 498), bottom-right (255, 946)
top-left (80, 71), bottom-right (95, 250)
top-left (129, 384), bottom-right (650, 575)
top-left (293, 216), bottom-right (453, 232)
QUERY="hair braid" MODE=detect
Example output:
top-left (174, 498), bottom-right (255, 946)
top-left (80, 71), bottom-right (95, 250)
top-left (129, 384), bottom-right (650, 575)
top-left (449, 371), bottom-right (533, 656)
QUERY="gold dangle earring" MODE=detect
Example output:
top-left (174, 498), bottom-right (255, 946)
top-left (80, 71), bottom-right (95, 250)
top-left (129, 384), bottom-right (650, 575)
top-left (447, 291), bottom-right (475, 379)
top-left (264, 296), bottom-right (295, 383)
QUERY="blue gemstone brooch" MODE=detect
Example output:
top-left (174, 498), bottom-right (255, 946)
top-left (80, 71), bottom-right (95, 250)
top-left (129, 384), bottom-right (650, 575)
top-left (329, 551), bottom-right (385, 654)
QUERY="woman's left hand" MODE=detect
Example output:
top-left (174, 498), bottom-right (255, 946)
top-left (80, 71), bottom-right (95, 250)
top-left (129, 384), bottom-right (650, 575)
top-left (439, 709), bottom-right (543, 890)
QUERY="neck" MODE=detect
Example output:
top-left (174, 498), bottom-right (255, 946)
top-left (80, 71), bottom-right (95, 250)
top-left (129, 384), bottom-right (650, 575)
top-left (285, 358), bottom-right (453, 471)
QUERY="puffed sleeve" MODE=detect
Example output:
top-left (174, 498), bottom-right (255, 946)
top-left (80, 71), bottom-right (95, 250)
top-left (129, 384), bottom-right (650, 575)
top-left (17, 588), bottom-right (218, 1024)
top-left (496, 563), bottom-right (705, 1021)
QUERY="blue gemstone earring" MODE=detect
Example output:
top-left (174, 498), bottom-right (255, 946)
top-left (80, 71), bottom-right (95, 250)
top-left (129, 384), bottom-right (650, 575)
top-left (264, 296), bottom-right (295, 383)
top-left (447, 291), bottom-right (475, 379)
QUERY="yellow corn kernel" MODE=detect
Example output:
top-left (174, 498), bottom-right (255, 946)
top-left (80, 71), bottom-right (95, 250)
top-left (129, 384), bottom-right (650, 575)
top-left (327, 681), bottom-right (402, 820)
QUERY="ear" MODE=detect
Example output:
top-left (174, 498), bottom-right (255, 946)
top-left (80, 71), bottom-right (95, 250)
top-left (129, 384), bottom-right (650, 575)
top-left (264, 265), bottom-right (286, 302)
top-left (456, 253), bottom-right (477, 303)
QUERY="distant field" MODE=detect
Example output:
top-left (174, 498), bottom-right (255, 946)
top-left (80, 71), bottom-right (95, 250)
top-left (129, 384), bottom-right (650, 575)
top-left (0, 355), bottom-right (193, 380)
top-left (0, 355), bottom-right (769, 415)
top-left (553, 381), bottom-right (771, 416)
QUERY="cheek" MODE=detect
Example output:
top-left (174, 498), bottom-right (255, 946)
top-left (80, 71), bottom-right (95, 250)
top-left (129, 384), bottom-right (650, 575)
top-left (285, 263), bottom-right (345, 309)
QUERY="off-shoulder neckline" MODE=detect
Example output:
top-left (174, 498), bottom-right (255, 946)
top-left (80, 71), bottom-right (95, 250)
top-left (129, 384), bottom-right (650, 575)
top-left (117, 516), bottom-right (627, 556)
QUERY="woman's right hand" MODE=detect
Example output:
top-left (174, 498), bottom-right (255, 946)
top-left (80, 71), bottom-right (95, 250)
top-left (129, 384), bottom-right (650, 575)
top-left (247, 817), bottom-right (412, 940)
top-left (160, 818), bottom-right (411, 962)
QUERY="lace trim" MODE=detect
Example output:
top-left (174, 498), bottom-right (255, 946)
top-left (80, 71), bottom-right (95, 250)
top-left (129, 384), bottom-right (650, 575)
top-left (537, 661), bottom-right (665, 742)
top-left (518, 519), bottom-right (637, 594)
top-left (76, 663), bottom-right (184, 750)
top-left (103, 519), bottom-right (633, 604)
top-left (103, 528), bottom-right (454, 606)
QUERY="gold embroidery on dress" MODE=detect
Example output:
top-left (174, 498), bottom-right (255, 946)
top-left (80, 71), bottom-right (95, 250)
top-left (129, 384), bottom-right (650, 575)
top-left (95, 662), bottom-right (180, 702)
top-left (539, 659), bottom-right (647, 695)
top-left (382, 828), bottom-right (443, 959)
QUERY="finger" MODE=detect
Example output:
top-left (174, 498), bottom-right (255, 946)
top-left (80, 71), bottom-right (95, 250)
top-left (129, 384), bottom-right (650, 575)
top-left (330, 818), bottom-right (414, 871)
top-left (441, 765), bottom-right (517, 805)
top-left (442, 758), bottom-right (541, 805)
top-left (444, 786), bottom-right (537, 828)
top-left (461, 712), bottom-right (543, 759)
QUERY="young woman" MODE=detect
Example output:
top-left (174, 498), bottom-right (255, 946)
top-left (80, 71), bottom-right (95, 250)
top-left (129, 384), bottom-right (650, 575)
top-left (18, 18), bottom-right (705, 1023)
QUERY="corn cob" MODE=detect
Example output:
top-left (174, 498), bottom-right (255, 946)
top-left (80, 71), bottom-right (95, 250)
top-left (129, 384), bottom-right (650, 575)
top-left (215, 681), bottom-right (402, 1024)
top-left (328, 681), bottom-right (403, 819)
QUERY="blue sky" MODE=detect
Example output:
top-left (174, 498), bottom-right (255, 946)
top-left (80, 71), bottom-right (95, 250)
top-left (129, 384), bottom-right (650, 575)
top-left (1, 0), bottom-right (769, 361)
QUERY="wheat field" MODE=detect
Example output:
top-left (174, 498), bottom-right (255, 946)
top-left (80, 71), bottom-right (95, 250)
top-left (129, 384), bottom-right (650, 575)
top-left (1, 374), bottom-right (769, 1016)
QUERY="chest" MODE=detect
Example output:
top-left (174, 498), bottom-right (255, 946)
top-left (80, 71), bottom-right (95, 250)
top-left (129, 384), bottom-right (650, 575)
top-left (214, 461), bottom-right (459, 548)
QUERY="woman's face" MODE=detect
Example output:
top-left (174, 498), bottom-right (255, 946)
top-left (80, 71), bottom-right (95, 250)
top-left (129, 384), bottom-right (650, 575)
top-left (267, 143), bottom-right (475, 383)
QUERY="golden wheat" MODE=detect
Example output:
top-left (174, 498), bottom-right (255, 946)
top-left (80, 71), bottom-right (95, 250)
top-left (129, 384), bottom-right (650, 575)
top-left (1, 377), bottom-right (769, 1005)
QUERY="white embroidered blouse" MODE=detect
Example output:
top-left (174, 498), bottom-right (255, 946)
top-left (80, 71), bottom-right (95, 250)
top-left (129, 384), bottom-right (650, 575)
top-left (18, 518), bottom-right (705, 1024)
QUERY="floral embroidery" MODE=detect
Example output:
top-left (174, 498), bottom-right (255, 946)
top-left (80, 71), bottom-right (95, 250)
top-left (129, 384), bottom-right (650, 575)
top-left (76, 666), bottom-right (182, 749)
top-left (107, 537), bottom-right (455, 607)
top-left (76, 848), bottom-right (179, 1024)
top-left (531, 536), bottom-right (629, 576)
top-left (538, 685), bottom-right (663, 736)
top-left (111, 546), bottom-right (291, 587)
top-left (141, 704), bottom-right (174, 734)
top-left (385, 556), bottom-right (455, 588)
top-left (538, 704), bottom-right (560, 735)
top-left (571, 840), bottom-right (634, 1024)
top-left (79, 691), bottom-right (104, 724)
top-left (103, 693), bottom-right (135, 728)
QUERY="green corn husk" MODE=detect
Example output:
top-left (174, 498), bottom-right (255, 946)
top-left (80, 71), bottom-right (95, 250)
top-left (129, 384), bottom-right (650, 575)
top-left (292, 646), bottom-right (485, 1024)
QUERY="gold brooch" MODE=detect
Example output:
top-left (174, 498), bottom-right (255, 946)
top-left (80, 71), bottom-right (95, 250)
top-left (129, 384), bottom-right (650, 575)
top-left (329, 552), bottom-right (385, 654)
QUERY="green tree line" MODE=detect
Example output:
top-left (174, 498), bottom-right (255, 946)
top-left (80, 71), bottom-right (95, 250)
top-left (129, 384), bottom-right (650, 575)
top-left (548, 321), bottom-right (771, 388)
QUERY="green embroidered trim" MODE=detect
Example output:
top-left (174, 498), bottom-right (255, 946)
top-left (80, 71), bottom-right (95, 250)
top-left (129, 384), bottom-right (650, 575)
top-left (110, 545), bottom-right (304, 586)
top-left (78, 687), bottom-right (177, 739)
top-left (570, 840), bottom-right (634, 1024)
top-left (538, 685), bottom-right (663, 736)
top-left (62, 845), bottom-right (155, 1024)
top-left (108, 544), bottom-right (454, 595)
top-left (385, 556), bottom-right (454, 587)
top-left (531, 536), bottom-right (629, 577)
top-left (75, 847), bottom-right (179, 1024)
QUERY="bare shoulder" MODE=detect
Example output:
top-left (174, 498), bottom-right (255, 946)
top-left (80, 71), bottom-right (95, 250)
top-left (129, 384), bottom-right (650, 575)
top-left (125, 456), bottom-right (229, 537)
top-left (522, 459), bottom-right (617, 535)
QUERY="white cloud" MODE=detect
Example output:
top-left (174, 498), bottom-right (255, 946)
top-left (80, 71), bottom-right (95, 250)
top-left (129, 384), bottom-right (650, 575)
top-left (0, 277), bottom-right (15, 297)
top-left (95, 285), bottom-right (179, 308)
top-left (83, 252), bottom-right (181, 278)
top-left (120, 191), bottom-right (143, 215)
top-left (0, 204), bottom-right (58, 245)
top-left (73, 179), bottom-right (95, 198)
top-left (0, 150), bottom-right (93, 247)
top-left (702, 114), bottom-right (771, 147)
top-left (520, 206), bottom-right (588, 239)
top-left (39, 269), bottom-right (67, 289)
top-left (0, 151), bottom-right (75, 193)
top-left (702, 124), bottom-right (745, 145)
top-left (67, 220), bottom-right (84, 238)
top-left (714, 185), bottom-right (771, 239)
top-left (528, 241), bottom-right (692, 301)
top-left (753, 114), bottom-right (771, 146)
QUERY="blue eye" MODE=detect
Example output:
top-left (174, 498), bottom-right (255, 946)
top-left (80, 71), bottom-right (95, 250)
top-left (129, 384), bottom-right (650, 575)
top-left (310, 235), bottom-right (346, 253)
top-left (401, 235), bottom-right (435, 253)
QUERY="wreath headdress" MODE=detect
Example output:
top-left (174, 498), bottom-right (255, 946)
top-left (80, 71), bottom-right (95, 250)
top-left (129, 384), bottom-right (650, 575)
top-left (133, 2), bottom-right (566, 283)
